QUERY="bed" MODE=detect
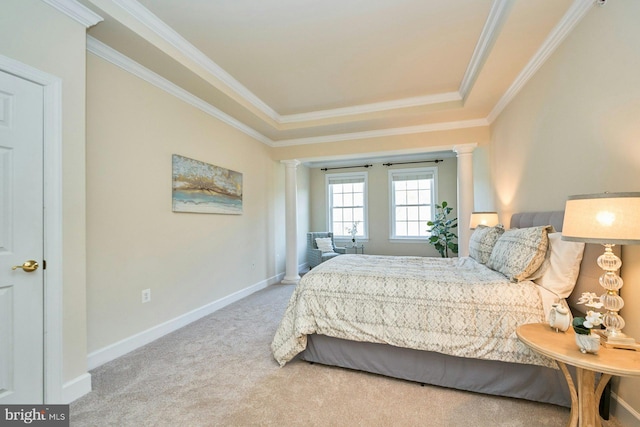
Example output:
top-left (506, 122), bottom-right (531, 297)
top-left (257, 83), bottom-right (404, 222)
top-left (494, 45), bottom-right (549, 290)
top-left (271, 211), bottom-right (613, 408)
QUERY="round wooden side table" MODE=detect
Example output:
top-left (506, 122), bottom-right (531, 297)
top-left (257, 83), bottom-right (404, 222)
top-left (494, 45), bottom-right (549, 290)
top-left (517, 323), bottom-right (640, 427)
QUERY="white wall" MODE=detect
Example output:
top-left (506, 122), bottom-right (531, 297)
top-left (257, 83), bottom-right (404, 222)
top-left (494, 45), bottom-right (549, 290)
top-left (0, 0), bottom-right (89, 390)
top-left (86, 54), bottom-right (285, 354)
top-left (472, 146), bottom-right (495, 212)
top-left (491, 1), bottom-right (640, 424)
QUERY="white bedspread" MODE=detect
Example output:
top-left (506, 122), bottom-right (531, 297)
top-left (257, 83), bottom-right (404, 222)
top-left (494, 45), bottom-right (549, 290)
top-left (271, 255), bottom-right (555, 369)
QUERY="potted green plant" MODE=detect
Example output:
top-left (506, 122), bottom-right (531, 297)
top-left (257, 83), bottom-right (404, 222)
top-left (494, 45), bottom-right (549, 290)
top-left (427, 201), bottom-right (459, 258)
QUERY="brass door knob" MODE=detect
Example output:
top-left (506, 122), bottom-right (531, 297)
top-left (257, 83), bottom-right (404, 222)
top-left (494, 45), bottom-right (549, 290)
top-left (12, 260), bottom-right (39, 272)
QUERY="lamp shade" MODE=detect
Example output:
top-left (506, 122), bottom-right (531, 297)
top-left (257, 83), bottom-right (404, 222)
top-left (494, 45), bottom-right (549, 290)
top-left (469, 212), bottom-right (499, 229)
top-left (562, 192), bottom-right (640, 244)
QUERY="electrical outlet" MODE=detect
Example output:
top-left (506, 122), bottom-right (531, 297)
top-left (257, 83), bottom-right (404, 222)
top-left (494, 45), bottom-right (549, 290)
top-left (141, 288), bottom-right (151, 303)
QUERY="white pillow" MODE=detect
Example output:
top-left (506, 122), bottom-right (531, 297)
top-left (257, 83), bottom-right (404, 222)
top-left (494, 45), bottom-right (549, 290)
top-left (315, 237), bottom-right (334, 253)
top-left (534, 232), bottom-right (585, 298)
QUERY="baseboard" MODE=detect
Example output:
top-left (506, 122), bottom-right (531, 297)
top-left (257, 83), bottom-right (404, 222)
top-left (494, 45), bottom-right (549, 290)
top-left (61, 373), bottom-right (92, 404)
top-left (611, 392), bottom-right (640, 427)
top-left (87, 274), bottom-right (282, 370)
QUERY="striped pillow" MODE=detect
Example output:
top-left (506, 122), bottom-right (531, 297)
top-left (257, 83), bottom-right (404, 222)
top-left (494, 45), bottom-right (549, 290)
top-left (469, 225), bottom-right (504, 264)
top-left (487, 225), bottom-right (552, 282)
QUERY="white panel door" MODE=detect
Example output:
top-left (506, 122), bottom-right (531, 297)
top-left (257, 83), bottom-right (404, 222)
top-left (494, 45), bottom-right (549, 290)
top-left (0, 70), bottom-right (44, 404)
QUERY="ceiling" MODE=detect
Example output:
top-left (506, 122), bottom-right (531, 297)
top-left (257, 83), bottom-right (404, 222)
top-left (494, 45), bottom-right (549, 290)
top-left (77, 0), bottom-right (592, 147)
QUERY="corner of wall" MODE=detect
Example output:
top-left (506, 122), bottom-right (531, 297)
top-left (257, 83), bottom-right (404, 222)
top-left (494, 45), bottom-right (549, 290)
top-left (62, 373), bottom-right (92, 404)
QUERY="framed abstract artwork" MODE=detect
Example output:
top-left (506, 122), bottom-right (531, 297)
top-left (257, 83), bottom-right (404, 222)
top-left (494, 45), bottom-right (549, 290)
top-left (172, 154), bottom-right (243, 214)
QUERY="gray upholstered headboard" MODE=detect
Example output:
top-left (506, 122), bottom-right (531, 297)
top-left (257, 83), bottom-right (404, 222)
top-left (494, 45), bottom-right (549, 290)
top-left (510, 211), bottom-right (619, 313)
top-left (510, 211), bottom-right (565, 232)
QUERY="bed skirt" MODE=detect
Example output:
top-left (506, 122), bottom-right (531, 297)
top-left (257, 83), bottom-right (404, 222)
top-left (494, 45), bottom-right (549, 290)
top-left (299, 334), bottom-right (572, 408)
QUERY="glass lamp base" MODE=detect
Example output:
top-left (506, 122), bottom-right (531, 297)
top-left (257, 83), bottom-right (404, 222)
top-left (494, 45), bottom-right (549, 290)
top-left (593, 244), bottom-right (640, 351)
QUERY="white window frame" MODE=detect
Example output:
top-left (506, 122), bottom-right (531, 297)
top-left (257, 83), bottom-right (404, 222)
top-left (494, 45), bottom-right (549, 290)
top-left (326, 172), bottom-right (369, 241)
top-left (388, 167), bottom-right (438, 241)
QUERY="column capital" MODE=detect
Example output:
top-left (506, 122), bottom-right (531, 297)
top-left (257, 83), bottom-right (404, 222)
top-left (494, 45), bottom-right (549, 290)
top-left (453, 143), bottom-right (477, 156)
top-left (281, 159), bottom-right (301, 168)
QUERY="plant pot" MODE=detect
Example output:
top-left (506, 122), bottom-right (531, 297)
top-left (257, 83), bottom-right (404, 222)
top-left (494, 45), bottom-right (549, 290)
top-left (575, 333), bottom-right (600, 354)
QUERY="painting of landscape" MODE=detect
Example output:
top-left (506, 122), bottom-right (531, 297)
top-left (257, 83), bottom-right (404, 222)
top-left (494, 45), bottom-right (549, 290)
top-left (172, 155), bottom-right (243, 214)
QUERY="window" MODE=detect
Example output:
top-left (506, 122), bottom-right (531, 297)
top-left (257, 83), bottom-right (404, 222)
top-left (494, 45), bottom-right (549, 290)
top-left (326, 172), bottom-right (367, 239)
top-left (389, 167), bottom-right (437, 239)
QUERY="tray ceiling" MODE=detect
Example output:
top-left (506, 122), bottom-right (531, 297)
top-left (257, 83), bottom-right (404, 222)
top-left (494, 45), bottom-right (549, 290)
top-left (77, 0), bottom-right (594, 146)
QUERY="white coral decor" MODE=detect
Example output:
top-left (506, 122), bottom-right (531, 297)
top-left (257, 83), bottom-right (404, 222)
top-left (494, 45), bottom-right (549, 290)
top-left (577, 292), bottom-right (604, 309)
top-left (346, 222), bottom-right (359, 238)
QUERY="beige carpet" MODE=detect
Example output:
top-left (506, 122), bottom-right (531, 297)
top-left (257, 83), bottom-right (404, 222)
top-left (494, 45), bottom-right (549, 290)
top-left (70, 284), bottom-right (622, 427)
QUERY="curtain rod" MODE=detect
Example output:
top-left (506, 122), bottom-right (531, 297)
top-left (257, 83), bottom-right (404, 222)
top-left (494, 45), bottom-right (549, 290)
top-left (383, 159), bottom-right (443, 167)
top-left (321, 164), bottom-right (373, 171)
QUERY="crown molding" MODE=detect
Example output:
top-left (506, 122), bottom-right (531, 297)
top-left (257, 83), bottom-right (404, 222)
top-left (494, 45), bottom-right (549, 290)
top-left (272, 118), bottom-right (489, 147)
top-left (487, 0), bottom-right (595, 123)
top-left (95, 0), bottom-right (485, 126)
top-left (86, 0), bottom-right (589, 149)
top-left (459, 0), bottom-right (514, 100)
top-left (86, 36), bottom-right (274, 146)
top-left (279, 92), bottom-right (462, 124)
top-left (107, 0), bottom-right (280, 123)
top-left (86, 36), bottom-right (490, 148)
top-left (88, 0), bottom-right (590, 135)
top-left (41, 0), bottom-right (103, 27)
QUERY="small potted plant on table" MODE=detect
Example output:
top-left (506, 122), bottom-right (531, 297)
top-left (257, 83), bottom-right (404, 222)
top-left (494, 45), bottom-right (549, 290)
top-left (573, 292), bottom-right (604, 354)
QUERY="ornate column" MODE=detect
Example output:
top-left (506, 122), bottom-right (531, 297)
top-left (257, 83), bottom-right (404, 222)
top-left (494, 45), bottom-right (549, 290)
top-left (453, 144), bottom-right (477, 257)
top-left (281, 160), bottom-right (301, 284)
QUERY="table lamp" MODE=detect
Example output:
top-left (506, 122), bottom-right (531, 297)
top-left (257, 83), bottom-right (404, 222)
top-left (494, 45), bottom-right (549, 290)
top-left (469, 212), bottom-right (499, 229)
top-left (562, 192), bottom-right (640, 348)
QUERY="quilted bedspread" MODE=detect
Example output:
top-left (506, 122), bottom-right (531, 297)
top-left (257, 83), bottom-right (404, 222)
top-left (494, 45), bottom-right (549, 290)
top-left (271, 255), bottom-right (555, 369)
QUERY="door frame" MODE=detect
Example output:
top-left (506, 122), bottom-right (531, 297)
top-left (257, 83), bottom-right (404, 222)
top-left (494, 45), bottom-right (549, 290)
top-left (0, 53), bottom-right (64, 403)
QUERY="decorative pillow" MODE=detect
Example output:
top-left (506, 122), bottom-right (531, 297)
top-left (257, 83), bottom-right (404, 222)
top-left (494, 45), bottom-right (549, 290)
top-left (315, 237), bottom-right (334, 253)
top-left (534, 232), bottom-right (585, 298)
top-left (487, 225), bottom-right (553, 282)
top-left (468, 225), bottom-right (504, 264)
